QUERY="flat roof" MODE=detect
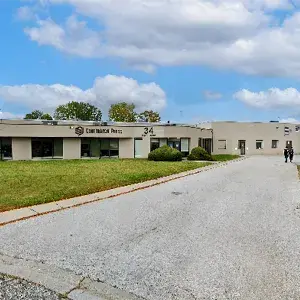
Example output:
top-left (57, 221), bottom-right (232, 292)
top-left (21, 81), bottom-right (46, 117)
top-left (0, 119), bottom-right (203, 129)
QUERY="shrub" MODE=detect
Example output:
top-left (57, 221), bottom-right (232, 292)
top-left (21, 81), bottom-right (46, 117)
top-left (187, 147), bottom-right (212, 161)
top-left (148, 145), bottom-right (183, 161)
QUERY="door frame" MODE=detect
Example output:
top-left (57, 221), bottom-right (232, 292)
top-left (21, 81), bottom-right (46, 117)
top-left (134, 138), bottom-right (143, 158)
top-left (238, 140), bottom-right (246, 155)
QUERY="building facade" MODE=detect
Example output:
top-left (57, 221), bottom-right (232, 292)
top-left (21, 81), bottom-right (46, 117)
top-left (203, 121), bottom-right (300, 156)
top-left (0, 120), bottom-right (213, 161)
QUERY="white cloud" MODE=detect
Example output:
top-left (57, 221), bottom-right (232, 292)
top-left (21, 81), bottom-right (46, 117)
top-left (233, 88), bottom-right (300, 109)
top-left (279, 118), bottom-right (300, 123)
top-left (0, 75), bottom-right (166, 113)
top-left (16, 6), bottom-right (35, 21)
top-left (25, 16), bottom-right (102, 57)
top-left (20, 0), bottom-right (300, 77)
top-left (203, 90), bottom-right (222, 100)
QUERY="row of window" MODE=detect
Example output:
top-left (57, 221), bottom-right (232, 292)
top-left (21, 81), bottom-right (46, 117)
top-left (217, 139), bottom-right (292, 150)
top-left (0, 137), bottom-right (212, 160)
top-left (0, 138), bottom-right (120, 160)
top-left (150, 138), bottom-right (190, 155)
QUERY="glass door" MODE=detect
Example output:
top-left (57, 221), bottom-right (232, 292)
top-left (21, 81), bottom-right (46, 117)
top-left (238, 140), bottom-right (246, 155)
top-left (134, 138), bottom-right (143, 158)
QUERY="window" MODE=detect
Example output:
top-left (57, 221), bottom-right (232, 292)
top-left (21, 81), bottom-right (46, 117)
top-left (159, 139), bottom-right (167, 147)
top-left (0, 138), bottom-right (12, 160)
top-left (109, 139), bottom-right (119, 158)
top-left (32, 138), bottom-right (63, 159)
top-left (168, 139), bottom-right (180, 151)
top-left (272, 140), bottom-right (279, 149)
top-left (217, 140), bottom-right (226, 150)
top-left (202, 138), bottom-right (212, 154)
top-left (150, 138), bottom-right (160, 151)
top-left (180, 138), bottom-right (190, 157)
top-left (198, 138), bottom-right (202, 147)
top-left (81, 139), bottom-right (119, 158)
top-left (180, 138), bottom-right (189, 152)
top-left (286, 141), bottom-right (292, 148)
top-left (256, 140), bottom-right (263, 149)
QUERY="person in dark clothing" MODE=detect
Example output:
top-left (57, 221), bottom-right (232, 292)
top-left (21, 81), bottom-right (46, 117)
top-left (284, 147), bottom-right (289, 163)
top-left (289, 147), bottom-right (294, 162)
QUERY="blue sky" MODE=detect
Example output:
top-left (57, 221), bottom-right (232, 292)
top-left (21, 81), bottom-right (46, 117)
top-left (1, 0), bottom-right (300, 123)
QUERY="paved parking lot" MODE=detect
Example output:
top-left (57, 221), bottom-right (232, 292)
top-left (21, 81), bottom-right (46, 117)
top-left (1, 156), bottom-right (300, 300)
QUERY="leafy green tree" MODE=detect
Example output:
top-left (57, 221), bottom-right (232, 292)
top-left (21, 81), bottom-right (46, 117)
top-left (24, 110), bottom-right (53, 120)
top-left (40, 113), bottom-right (53, 120)
top-left (54, 101), bottom-right (102, 121)
top-left (24, 110), bottom-right (44, 120)
top-left (139, 110), bottom-right (161, 122)
top-left (108, 102), bottom-right (137, 122)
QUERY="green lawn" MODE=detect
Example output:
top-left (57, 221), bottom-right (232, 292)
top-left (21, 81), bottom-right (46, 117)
top-left (212, 154), bottom-right (240, 161)
top-left (0, 159), bottom-right (210, 212)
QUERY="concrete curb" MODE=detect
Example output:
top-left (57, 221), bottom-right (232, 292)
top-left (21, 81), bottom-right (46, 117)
top-left (0, 253), bottom-right (145, 299)
top-left (0, 157), bottom-right (247, 226)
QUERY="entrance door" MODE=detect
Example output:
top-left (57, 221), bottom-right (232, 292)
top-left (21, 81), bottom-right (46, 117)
top-left (203, 139), bottom-right (212, 154)
top-left (238, 140), bottom-right (246, 155)
top-left (134, 138), bottom-right (143, 158)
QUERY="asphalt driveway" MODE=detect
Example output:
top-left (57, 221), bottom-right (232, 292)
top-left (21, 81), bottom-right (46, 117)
top-left (1, 156), bottom-right (300, 300)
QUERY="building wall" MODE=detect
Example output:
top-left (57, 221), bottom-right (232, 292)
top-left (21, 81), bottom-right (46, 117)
top-left (63, 138), bottom-right (81, 159)
top-left (12, 138), bottom-right (31, 160)
top-left (1, 121), bottom-right (213, 160)
top-left (212, 122), bottom-right (300, 155)
top-left (119, 138), bottom-right (134, 158)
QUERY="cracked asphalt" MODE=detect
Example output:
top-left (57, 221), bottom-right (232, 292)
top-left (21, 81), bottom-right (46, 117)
top-left (1, 156), bottom-right (300, 300)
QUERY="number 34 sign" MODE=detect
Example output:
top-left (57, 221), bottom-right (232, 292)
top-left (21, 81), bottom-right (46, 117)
top-left (144, 127), bottom-right (154, 135)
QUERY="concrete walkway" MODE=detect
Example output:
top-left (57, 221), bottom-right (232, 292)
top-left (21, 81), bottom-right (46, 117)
top-left (1, 156), bottom-right (300, 300)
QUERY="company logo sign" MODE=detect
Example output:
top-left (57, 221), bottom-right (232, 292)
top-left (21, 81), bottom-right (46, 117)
top-left (74, 126), bottom-right (123, 135)
top-left (75, 126), bottom-right (84, 136)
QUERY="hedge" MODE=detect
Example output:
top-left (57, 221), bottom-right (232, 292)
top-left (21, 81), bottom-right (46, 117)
top-left (148, 145), bottom-right (183, 161)
top-left (187, 146), bottom-right (213, 161)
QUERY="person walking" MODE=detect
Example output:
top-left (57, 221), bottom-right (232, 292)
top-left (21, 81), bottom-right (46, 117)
top-left (289, 147), bottom-right (294, 162)
top-left (284, 147), bottom-right (289, 163)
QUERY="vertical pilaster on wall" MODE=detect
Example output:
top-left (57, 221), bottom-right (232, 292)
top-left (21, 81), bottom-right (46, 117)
top-left (63, 138), bottom-right (81, 159)
top-left (119, 138), bottom-right (134, 158)
top-left (141, 134), bottom-right (151, 158)
top-left (12, 138), bottom-right (31, 160)
top-left (190, 137), bottom-right (198, 151)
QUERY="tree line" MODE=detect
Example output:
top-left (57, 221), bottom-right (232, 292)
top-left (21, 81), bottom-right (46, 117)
top-left (24, 101), bottom-right (161, 123)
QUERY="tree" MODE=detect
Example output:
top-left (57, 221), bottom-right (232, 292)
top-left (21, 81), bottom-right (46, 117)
top-left (108, 102), bottom-right (137, 122)
top-left (40, 113), bottom-right (53, 120)
top-left (54, 101), bottom-right (102, 121)
top-left (24, 110), bottom-right (43, 120)
top-left (24, 110), bottom-right (53, 120)
top-left (138, 110), bottom-right (161, 122)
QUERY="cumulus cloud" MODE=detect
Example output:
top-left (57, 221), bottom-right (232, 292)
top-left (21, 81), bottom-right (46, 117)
top-left (20, 0), bottom-right (300, 77)
top-left (0, 75), bottom-right (166, 113)
top-left (233, 88), bottom-right (300, 109)
top-left (203, 90), bottom-right (222, 100)
top-left (16, 6), bottom-right (35, 21)
top-left (25, 16), bottom-right (102, 57)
